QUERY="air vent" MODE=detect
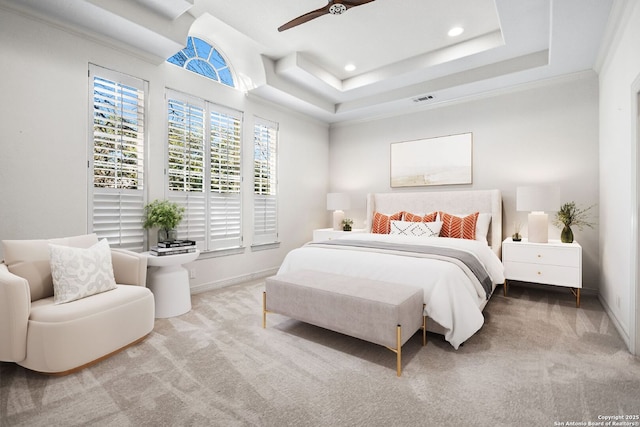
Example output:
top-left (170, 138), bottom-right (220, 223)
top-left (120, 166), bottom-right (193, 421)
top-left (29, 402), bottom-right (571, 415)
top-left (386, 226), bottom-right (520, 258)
top-left (413, 95), bottom-right (434, 103)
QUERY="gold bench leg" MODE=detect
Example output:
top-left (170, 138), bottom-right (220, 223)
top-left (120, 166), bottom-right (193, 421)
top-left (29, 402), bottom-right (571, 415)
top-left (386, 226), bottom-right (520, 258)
top-left (396, 325), bottom-right (402, 377)
top-left (262, 291), bottom-right (267, 328)
top-left (422, 303), bottom-right (427, 346)
top-left (422, 315), bottom-right (427, 346)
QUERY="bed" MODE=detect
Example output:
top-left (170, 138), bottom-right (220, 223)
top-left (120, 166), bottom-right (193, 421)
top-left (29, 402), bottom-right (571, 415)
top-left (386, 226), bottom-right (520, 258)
top-left (277, 189), bottom-right (505, 349)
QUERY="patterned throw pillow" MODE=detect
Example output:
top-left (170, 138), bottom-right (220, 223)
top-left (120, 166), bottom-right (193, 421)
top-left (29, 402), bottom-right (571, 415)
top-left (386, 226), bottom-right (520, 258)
top-left (49, 238), bottom-right (117, 304)
top-left (403, 211), bottom-right (438, 222)
top-left (372, 211), bottom-right (404, 234)
top-left (390, 220), bottom-right (443, 237)
top-left (439, 212), bottom-right (479, 240)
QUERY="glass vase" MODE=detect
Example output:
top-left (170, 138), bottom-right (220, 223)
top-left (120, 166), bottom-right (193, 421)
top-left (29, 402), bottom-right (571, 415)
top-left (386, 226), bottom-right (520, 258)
top-left (158, 228), bottom-right (178, 242)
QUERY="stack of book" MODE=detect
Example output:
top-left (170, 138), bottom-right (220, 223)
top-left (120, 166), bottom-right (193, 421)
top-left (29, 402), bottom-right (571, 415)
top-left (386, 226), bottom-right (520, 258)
top-left (149, 240), bottom-right (196, 256)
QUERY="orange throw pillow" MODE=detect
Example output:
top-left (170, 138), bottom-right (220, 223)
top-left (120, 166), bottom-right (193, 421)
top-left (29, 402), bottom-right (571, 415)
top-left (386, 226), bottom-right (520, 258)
top-left (404, 211), bottom-right (438, 222)
top-left (372, 211), bottom-right (404, 234)
top-left (439, 212), bottom-right (479, 240)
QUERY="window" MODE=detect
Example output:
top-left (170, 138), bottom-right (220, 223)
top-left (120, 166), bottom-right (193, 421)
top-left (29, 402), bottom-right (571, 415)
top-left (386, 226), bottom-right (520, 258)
top-left (167, 36), bottom-right (235, 88)
top-left (88, 65), bottom-right (147, 251)
top-left (166, 90), bottom-right (243, 252)
top-left (253, 117), bottom-right (279, 246)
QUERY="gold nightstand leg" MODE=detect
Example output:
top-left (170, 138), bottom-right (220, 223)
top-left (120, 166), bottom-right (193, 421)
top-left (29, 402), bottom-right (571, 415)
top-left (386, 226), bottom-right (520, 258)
top-left (569, 288), bottom-right (581, 308)
top-left (503, 280), bottom-right (508, 296)
top-left (577, 288), bottom-right (580, 308)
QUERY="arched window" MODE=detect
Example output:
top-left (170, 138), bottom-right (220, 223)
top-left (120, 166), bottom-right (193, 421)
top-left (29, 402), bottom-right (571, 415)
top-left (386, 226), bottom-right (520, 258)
top-left (167, 36), bottom-right (235, 88)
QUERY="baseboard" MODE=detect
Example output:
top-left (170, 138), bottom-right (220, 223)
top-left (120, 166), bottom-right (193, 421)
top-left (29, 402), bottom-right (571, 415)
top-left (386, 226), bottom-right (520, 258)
top-left (598, 294), bottom-right (631, 351)
top-left (190, 267), bottom-right (279, 294)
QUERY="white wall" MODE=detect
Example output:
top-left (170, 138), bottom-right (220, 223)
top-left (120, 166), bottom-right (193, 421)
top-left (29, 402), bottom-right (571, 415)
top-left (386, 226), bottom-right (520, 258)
top-left (598, 0), bottom-right (640, 351)
top-left (0, 9), bottom-right (329, 289)
top-left (329, 74), bottom-right (600, 290)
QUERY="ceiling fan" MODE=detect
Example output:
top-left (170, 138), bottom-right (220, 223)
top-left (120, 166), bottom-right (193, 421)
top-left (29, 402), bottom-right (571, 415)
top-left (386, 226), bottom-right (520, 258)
top-left (278, 0), bottom-right (376, 32)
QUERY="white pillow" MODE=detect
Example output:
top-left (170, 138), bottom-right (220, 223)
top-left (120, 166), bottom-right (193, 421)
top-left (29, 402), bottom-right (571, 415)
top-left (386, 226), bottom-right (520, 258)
top-left (475, 213), bottom-right (492, 244)
top-left (390, 220), bottom-right (443, 237)
top-left (49, 238), bottom-right (117, 304)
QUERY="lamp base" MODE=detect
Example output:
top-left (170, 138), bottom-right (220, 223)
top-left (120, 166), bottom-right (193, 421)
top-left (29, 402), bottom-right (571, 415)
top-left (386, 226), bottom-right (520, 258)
top-left (528, 212), bottom-right (548, 243)
top-left (333, 210), bottom-right (344, 231)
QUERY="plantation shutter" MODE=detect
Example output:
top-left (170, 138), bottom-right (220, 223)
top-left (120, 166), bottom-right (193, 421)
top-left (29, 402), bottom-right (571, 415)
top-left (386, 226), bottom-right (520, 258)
top-left (166, 93), bottom-right (206, 250)
top-left (253, 117), bottom-right (278, 245)
top-left (89, 65), bottom-right (147, 251)
top-left (210, 107), bottom-right (243, 250)
top-left (166, 90), bottom-right (243, 252)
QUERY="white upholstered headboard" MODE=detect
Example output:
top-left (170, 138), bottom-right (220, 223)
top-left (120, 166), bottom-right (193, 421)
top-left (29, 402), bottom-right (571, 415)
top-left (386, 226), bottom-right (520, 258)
top-left (365, 189), bottom-right (503, 257)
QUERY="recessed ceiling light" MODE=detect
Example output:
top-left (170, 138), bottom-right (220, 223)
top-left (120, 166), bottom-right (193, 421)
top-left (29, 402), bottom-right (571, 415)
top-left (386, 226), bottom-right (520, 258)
top-left (448, 26), bottom-right (464, 37)
top-left (344, 64), bottom-right (356, 72)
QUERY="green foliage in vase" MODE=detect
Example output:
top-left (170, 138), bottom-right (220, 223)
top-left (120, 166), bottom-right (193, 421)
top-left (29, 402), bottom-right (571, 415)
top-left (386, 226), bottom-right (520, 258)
top-left (143, 200), bottom-right (185, 231)
top-left (341, 218), bottom-right (354, 227)
top-left (553, 201), bottom-right (595, 231)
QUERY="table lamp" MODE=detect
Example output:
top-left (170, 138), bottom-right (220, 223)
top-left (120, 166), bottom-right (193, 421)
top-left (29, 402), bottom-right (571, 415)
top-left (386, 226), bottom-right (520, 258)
top-left (516, 186), bottom-right (560, 243)
top-left (327, 193), bottom-right (350, 231)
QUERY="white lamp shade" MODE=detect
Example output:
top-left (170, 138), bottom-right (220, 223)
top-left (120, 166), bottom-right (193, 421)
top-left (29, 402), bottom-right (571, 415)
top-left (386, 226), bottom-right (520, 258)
top-left (516, 186), bottom-right (560, 212)
top-left (327, 193), bottom-right (350, 211)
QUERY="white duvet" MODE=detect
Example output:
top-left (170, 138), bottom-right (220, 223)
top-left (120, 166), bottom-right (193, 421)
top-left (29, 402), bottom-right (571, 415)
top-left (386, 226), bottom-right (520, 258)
top-left (277, 233), bottom-right (505, 349)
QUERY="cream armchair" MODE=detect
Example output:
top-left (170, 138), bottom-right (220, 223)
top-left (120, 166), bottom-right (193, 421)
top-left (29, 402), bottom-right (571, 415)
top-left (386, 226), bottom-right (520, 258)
top-left (0, 234), bottom-right (155, 375)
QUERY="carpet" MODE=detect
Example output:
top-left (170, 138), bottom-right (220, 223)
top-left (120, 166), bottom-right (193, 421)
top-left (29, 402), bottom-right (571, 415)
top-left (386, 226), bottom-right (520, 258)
top-left (1, 282), bottom-right (639, 427)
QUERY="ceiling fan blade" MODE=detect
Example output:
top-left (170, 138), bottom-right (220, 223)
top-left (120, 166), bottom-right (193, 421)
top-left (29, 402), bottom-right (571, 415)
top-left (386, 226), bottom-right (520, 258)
top-left (278, 0), bottom-right (376, 32)
top-left (278, 5), bottom-right (331, 32)
top-left (341, 0), bottom-right (376, 7)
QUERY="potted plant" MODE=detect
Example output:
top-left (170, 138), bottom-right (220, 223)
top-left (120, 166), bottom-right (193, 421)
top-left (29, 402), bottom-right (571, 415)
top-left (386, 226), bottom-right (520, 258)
top-left (342, 218), bottom-right (353, 232)
top-left (553, 201), bottom-right (595, 243)
top-left (143, 199), bottom-right (185, 242)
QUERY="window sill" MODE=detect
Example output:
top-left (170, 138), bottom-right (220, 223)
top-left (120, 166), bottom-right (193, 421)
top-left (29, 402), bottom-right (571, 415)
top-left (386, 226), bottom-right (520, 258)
top-left (250, 242), bottom-right (280, 252)
top-left (198, 246), bottom-right (246, 259)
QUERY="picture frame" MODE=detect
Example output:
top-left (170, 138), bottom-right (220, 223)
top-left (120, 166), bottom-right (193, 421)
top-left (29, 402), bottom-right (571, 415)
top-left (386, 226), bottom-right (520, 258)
top-left (390, 132), bottom-right (473, 187)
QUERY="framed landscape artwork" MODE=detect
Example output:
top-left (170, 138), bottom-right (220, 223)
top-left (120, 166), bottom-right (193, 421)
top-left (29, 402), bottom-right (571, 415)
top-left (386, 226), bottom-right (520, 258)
top-left (390, 132), bottom-right (473, 187)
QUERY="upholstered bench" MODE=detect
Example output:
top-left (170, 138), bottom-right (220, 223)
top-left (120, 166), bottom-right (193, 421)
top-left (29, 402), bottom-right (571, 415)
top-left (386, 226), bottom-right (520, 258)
top-left (262, 270), bottom-right (426, 376)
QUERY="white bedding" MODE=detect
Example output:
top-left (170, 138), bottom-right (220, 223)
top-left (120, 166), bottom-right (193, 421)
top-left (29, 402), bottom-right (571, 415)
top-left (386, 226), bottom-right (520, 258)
top-left (277, 233), bottom-right (505, 349)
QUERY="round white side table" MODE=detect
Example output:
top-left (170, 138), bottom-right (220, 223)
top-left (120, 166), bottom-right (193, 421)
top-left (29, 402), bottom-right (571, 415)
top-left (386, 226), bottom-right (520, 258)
top-left (144, 250), bottom-right (200, 318)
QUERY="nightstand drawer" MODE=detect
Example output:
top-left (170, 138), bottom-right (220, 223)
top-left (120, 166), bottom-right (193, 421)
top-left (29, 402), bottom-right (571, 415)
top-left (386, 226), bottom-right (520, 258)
top-left (504, 261), bottom-right (581, 288)
top-left (503, 244), bottom-right (579, 267)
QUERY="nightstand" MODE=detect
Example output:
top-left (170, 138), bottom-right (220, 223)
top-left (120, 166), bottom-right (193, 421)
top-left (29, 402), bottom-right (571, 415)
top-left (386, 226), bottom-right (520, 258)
top-left (502, 237), bottom-right (582, 307)
top-left (313, 228), bottom-right (366, 242)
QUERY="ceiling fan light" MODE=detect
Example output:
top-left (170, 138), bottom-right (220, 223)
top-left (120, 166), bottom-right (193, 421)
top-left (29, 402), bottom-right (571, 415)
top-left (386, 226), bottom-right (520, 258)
top-left (448, 26), bottom-right (464, 37)
top-left (329, 4), bottom-right (347, 15)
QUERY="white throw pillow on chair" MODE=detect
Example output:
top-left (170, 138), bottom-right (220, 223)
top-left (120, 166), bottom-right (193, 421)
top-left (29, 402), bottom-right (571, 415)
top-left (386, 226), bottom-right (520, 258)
top-left (49, 238), bottom-right (117, 304)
